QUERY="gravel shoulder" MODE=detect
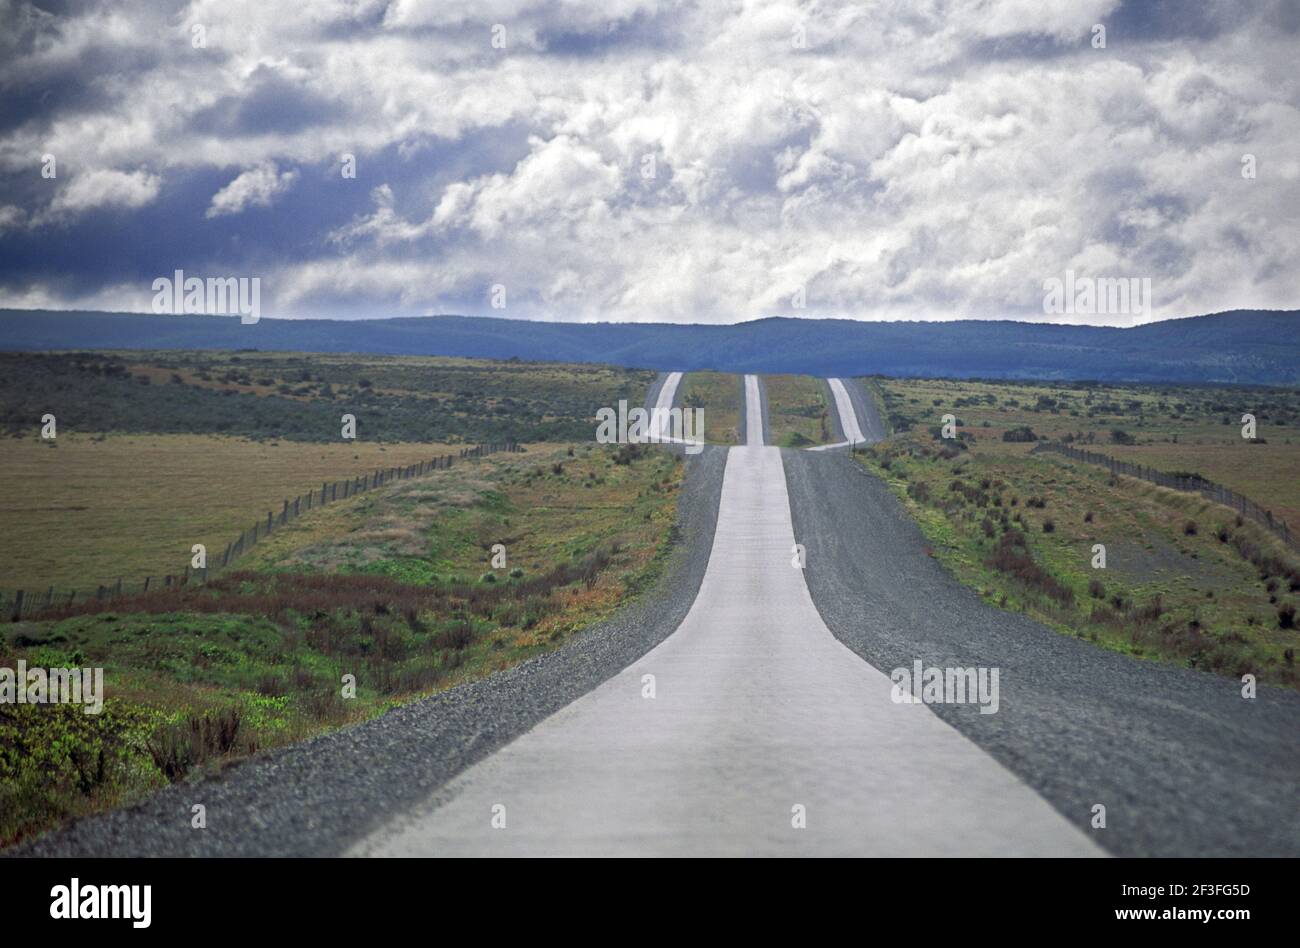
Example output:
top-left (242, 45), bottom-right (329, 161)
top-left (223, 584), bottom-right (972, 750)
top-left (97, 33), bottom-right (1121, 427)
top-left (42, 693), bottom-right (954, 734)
top-left (13, 373), bottom-right (725, 857)
top-left (842, 377), bottom-right (886, 443)
top-left (783, 445), bottom-right (1300, 856)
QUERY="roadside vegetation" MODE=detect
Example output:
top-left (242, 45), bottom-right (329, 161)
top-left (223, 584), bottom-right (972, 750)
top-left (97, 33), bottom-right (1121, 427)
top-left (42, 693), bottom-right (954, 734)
top-left (872, 376), bottom-right (1300, 522)
top-left (680, 372), bottom-right (741, 444)
top-left (1, 441), bottom-right (683, 847)
top-left (762, 375), bottom-right (833, 447)
top-left (856, 377), bottom-right (1300, 689)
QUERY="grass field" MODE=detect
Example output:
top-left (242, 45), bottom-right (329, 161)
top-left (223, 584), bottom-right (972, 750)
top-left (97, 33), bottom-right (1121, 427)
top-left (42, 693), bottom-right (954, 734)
top-left (0, 434), bottom-right (457, 592)
top-left (858, 376), bottom-right (1300, 688)
top-left (680, 372), bottom-right (741, 444)
top-left (1, 440), bottom-right (682, 846)
top-left (0, 350), bottom-right (652, 444)
top-left (762, 375), bottom-right (833, 447)
top-left (871, 376), bottom-right (1300, 525)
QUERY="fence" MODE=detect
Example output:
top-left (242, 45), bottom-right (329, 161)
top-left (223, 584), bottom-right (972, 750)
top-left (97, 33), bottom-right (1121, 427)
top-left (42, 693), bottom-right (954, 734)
top-left (1030, 441), bottom-right (1296, 552)
top-left (3, 441), bottom-right (524, 621)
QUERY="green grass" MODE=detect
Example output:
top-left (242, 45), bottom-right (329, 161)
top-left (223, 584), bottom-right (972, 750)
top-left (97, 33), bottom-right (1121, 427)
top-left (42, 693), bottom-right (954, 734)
top-left (855, 422), bottom-right (1299, 689)
top-left (681, 372), bottom-right (741, 444)
top-left (1, 441), bottom-right (683, 848)
top-left (871, 375), bottom-right (1300, 526)
top-left (763, 375), bottom-right (833, 447)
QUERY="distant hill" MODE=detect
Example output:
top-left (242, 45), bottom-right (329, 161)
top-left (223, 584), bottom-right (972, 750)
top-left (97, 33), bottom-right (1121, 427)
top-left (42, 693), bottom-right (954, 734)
top-left (1, 308), bottom-right (1297, 384)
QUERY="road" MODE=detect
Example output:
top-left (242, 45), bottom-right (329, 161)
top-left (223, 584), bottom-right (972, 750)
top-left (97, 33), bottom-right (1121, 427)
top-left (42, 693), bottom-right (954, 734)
top-left (809, 377), bottom-right (867, 450)
top-left (18, 372), bottom-right (1298, 857)
top-left (348, 375), bottom-right (1102, 856)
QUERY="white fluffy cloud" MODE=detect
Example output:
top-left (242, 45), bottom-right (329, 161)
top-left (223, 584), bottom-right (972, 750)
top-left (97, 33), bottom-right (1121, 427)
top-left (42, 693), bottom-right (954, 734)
top-left (45, 168), bottom-right (162, 219)
top-left (206, 163), bottom-right (299, 218)
top-left (3, 0), bottom-right (1299, 322)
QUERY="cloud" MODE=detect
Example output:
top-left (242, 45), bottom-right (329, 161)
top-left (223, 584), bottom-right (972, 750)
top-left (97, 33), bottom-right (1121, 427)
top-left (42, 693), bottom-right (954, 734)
top-left (206, 163), bottom-right (299, 218)
top-left (44, 167), bottom-right (161, 219)
top-left (1, 0), bottom-right (1298, 323)
top-left (0, 204), bottom-right (23, 232)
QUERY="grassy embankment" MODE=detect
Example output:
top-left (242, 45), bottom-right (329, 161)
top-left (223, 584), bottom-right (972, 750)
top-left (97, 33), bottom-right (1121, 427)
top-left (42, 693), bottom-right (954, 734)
top-left (680, 372), bottom-right (741, 444)
top-left (762, 375), bottom-right (834, 447)
top-left (1, 440), bottom-right (682, 847)
top-left (856, 377), bottom-right (1300, 688)
top-left (1, 352), bottom-right (676, 846)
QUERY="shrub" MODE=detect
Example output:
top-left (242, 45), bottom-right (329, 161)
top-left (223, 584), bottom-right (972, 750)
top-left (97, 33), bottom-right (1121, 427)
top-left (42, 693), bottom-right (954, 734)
top-left (985, 530), bottom-right (1073, 605)
top-left (613, 443), bottom-right (646, 465)
top-left (1280, 603), bottom-right (1297, 630)
top-left (1002, 426), bottom-right (1038, 443)
top-left (434, 621), bottom-right (474, 650)
top-left (1110, 429), bottom-right (1136, 445)
top-left (145, 708), bottom-right (244, 783)
top-left (1088, 578), bottom-right (1106, 599)
top-left (1183, 521), bottom-right (1198, 536)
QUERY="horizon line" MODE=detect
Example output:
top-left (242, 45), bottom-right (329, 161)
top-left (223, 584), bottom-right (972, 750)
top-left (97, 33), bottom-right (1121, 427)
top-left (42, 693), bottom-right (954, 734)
top-left (2, 306), bottom-right (1297, 331)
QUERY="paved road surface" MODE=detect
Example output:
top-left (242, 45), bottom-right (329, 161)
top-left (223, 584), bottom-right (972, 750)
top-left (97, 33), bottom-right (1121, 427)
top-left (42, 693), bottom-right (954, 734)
top-left (349, 375), bottom-right (1101, 856)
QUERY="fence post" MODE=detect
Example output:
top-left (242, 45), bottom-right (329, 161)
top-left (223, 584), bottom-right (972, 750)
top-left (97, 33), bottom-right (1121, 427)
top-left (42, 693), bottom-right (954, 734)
top-left (144, 576), bottom-right (151, 592)
top-left (11, 589), bottom-right (23, 621)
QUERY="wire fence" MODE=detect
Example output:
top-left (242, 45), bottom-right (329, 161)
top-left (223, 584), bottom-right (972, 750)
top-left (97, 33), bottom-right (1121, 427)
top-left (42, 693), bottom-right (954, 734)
top-left (1030, 441), bottom-right (1296, 552)
top-left (3, 441), bottom-right (524, 621)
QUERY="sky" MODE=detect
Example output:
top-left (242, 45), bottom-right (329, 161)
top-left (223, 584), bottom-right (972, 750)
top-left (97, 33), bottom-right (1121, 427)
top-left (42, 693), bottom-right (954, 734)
top-left (1, 0), bottom-right (1298, 325)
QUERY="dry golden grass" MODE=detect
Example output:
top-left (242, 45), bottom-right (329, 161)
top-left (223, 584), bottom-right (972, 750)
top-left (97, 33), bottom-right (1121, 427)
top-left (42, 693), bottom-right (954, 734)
top-left (1103, 442), bottom-right (1300, 528)
top-left (0, 433), bottom-right (458, 592)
